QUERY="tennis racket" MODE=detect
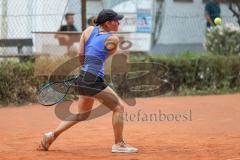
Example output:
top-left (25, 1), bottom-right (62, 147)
top-left (37, 76), bottom-right (78, 106)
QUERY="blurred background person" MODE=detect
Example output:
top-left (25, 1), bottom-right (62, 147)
top-left (59, 13), bottom-right (78, 31)
top-left (205, 0), bottom-right (221, 28)
top-left (55, 13), bottom-right (79, 57)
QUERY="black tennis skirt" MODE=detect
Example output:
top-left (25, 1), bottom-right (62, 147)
top-left (75, 70), bottom-right (108, 96)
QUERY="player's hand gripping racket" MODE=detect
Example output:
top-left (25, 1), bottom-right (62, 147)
top-left (37, 76), bottom-right (78, 106)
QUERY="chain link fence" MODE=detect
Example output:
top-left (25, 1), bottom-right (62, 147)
top-left (0, 0), bottom-right (103, 56)
top-left (1, 0), bottom-right (240, 56)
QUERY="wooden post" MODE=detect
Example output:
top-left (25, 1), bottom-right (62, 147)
top-left (81, 0), bottom-right (87, 31)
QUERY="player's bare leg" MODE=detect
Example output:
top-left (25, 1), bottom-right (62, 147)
top-left (94, 86), bottom-right (138, 153)
top-left (37, 96), bottom-right (94, 151)
top-left (53, 96), bottom-right (94, 137)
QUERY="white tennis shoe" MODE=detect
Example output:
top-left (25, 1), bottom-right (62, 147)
top-left (112, 141), bottom-right (138, 153)
top-left (37, 131), bottom-right (55, 151)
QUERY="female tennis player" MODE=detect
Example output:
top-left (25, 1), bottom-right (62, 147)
top-left (37, 9), bottom-right (138, 153)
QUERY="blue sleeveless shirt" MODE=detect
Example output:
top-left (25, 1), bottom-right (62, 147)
top-left (81, 27), bottom-right (112, 79)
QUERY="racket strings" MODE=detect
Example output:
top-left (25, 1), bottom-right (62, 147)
top-left (38, 83), bottom-right (69, 106)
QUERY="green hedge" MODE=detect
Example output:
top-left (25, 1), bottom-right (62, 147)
top-left (113, 53), bottom-right (240, 97)
top-left (0, 60), bottom-right (48, 105)
top-left (0, 53), bottom-right (240, 105)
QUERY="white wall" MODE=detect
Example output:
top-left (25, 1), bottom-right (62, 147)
top-left (32, 0), bottom-right (68, 32)
top-left (2, 0), bottom-right (32, 38)
top-left (1, 0), bottom-right (103, 36)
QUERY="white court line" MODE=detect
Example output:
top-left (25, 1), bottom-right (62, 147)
top-left (226, 158), bottom-right (240, 160)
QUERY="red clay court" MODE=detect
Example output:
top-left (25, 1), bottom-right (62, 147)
top-left (0, 94), bottom-right (240, 160)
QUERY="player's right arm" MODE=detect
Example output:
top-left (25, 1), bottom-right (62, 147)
top-left (79, 26), bottom-right (94, 65)
top-left (79, 31), bottom-right (85, 65)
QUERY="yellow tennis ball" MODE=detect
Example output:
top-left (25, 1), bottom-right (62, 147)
top-left (214, 17), bottom-right (222, 25)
